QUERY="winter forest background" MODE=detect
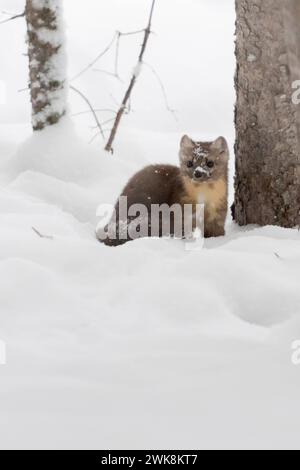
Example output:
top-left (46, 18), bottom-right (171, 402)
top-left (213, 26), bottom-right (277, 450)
top-left (0, 0), bottom-right (300, 451)
top-left (1, 0), bottom-right (235, 139)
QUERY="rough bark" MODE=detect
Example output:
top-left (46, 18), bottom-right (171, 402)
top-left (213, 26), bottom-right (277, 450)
top-left (25, 0), bottom-right (67, 131)
top-left (234, 0), bottom-right (300, 228)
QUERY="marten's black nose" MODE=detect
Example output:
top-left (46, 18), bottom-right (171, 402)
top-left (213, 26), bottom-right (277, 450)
top-left (194, 170), bottom-right (203, 179)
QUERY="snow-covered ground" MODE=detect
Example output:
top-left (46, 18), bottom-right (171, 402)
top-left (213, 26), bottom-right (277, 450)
top-left (1, 0), bottom-right (300, 450)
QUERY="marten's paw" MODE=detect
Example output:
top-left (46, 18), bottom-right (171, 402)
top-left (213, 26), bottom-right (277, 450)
top-left (204, 227), bottom-right (225, 238)
top-left (98, 236), bottom-right (130, 247)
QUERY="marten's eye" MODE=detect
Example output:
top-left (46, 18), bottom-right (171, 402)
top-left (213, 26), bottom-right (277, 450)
top-left (207, 161), bottom-right (214, 169)
top-left (187, 161), bottom-right (193, 168)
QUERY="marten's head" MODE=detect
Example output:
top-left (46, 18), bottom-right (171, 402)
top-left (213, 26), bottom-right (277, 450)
top-left (179, 135), bottom-right (229, 183)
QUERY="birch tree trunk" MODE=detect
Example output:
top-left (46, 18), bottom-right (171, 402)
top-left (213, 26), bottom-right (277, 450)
top-left (25, 0), bottom-right (67, 131)
top-left (234, 0), bottom-right (300, 228)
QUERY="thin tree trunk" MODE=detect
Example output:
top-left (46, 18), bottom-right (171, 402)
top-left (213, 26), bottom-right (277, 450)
top-left (25, 0), bottom-right (67, 131)
top-left (234, 0), bottom-right (300, 228)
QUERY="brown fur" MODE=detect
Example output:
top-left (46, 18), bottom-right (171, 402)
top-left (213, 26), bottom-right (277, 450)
top-left (182, 177), bottom-right (228, 237)
top-left (98, 136), bottom-right (229, 246)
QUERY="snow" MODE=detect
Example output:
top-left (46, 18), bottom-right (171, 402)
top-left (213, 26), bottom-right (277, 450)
top-left (195, 165), bottom-right (209, 176)
top-left (1, 0), bottom-right (300, 451)
top-left (247, 54), bottom-right (257, 62)
top-left (193, 144), bottom-right (209, 159)
top-left (132, 62), bottom-right (143, 79)
top-left (1, 119), bottom-right (300, 450)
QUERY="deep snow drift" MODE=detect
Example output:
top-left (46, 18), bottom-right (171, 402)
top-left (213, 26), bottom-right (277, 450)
top-left (0, 119), bottom-right (300, 450)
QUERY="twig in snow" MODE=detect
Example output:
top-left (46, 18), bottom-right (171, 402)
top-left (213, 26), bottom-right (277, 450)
top-left (70, 85), bottom-right (105, 140)
top-left (105, 0), bottom-right (156, 153)
top-left (32, 227), bottom-right (54, 240)
top-left (0, 11), bottom-right (25, 25)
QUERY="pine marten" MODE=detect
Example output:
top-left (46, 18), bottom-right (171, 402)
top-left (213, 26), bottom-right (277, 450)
top-left (98, 135), bottom-right (229, 246)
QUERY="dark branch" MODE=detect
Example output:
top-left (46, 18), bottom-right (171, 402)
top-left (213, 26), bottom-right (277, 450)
top-left (105, 0), bottom-right (156, 153)
top-left (32, 227), bottom-right (53, 240)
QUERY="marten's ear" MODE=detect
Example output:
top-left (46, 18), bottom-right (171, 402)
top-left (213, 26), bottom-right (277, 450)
top-left (180, 135), bottom-right (193, 150)
top-left (211, 136), bottom-right (228, 155)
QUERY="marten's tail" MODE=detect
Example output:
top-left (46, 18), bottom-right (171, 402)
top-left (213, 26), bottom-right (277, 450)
top-left (98, 236), bottom-right (129, 247)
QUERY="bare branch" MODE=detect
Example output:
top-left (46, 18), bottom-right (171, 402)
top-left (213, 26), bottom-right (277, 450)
top-left (71, 27), bottom-right (146, 83)
top-left (90, 118), bottom-right (116, 130)
top-left (108, 93), bottom-right (130, 114)
top-left (0, 11), bottom-right (24, 25)
top-left (115, 32), bottom-right (121, 78)
top-left (89, 128), bottom-right (113, 145)
top-left (72, 109), bottom-right (117, 117)
top-left (1, 10), bottom-right (17, 15)
top-left (143, 62), bottom-right (178, 120)
top-left (92, 68), bottom-right (124, 83)
top-left (89, 133), bottom-right (102, 145)
top-left (105, 0), bottom-right (156, 153)
top-left (114, 29), bottom-right (147, 78)
top-left (118, 29), bottom-right (146, 37)
top-left (70, 85), bottom-right (105, 140)
top-left (71, 32), bottom-right (118, 81)
top-left (100, 117), bottom-right (116, 127)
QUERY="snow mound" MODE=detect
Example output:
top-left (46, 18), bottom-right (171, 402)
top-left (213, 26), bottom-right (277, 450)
top-left (0, 121), bottom-right (300, 449)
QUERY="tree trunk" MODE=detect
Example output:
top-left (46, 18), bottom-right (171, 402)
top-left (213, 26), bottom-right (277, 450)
top-left (25, 0), bottom-right (67, 131)
top-left (234, 0), bottom-right (300, 228)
